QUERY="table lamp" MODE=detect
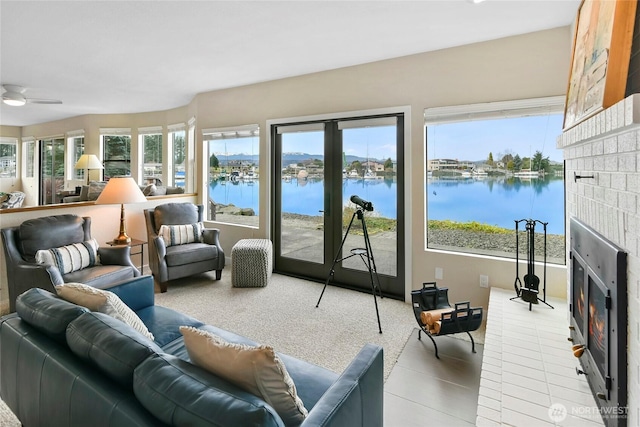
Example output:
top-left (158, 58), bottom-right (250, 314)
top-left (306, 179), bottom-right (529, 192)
top-left (74, 154), bottom-right (104, 184)
top-left (95, 176), bottom-right (147, 244)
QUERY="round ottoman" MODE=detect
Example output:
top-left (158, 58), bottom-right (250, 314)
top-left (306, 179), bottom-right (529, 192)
top-left (231, 239), bottom-right (273, 287)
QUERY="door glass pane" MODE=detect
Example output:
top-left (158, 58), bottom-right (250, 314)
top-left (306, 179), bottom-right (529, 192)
top-left (341, 125), bottom-right (397, 277)
top-left (40, 138), bottom-right (65, 204)
top-left (279, 130), bottom-right (325, 264)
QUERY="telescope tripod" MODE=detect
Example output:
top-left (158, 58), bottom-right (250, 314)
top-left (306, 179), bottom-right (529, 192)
top-left (316, 207), bottom-right (383, 333)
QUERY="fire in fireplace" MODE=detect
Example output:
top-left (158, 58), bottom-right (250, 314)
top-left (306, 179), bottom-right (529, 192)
top-left (569, 217), bottom-right (627, 427)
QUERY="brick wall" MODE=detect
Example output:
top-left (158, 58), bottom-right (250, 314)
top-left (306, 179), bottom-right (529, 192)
top-left (559, 94), bottom-right (640, 426)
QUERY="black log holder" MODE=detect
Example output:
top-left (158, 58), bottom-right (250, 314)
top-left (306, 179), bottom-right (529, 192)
top-left (510, 219), bottom-right (554, 311)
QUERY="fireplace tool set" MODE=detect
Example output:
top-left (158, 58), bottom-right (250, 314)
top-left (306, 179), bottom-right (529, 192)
top-left (511, 219), bottom-right (553, 311)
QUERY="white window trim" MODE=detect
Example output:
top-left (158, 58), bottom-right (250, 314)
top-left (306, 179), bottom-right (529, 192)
top-left (424, 96), bottom-right (565, 125)
top-left (203, 124), bottom-right (259, 140)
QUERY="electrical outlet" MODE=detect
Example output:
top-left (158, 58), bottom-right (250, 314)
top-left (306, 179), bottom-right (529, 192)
top-left (435, 267), bottom-right (443, 280)
top-left (480, 275), bottom-right (489, 288)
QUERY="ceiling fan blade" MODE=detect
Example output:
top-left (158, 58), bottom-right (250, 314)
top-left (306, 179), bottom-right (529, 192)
top-left (26, 98), bottom-right (63, 104)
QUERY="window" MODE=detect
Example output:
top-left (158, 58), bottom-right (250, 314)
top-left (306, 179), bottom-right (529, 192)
top-left (425, 97), bottom-right (565, 264)
top-left (0, 138), bottom-right (18, 178)
top-left (169, 125), bottom-right (186, 187)
top-left (139, 127), bottom-right (163, 183)
top-left (24, 139), bottom-right (35, 178)
top-left (101, 129), bottom-right (131, 179)
top-left (203, 125), bottom-right (260, 227)
top-left (67, 132), bottom-right (85, 180)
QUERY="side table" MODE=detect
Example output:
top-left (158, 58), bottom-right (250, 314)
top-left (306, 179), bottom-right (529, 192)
top-left (106, 238), bottom-right (147, 274)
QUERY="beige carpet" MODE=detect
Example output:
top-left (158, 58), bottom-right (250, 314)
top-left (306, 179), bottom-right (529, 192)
top-left (154, 269), bottom-right (417, 379)
top-left (0, 269), bottom-right (417, 425)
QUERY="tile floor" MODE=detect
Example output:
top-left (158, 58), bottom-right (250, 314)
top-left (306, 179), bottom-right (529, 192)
top-left (384, 328), bottom-right (484, 426)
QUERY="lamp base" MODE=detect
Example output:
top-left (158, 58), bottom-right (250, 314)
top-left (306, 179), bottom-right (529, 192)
top-left (113, 203), bottom-right (131, 245)
top-left (112, 234), bottom-right (132, 245)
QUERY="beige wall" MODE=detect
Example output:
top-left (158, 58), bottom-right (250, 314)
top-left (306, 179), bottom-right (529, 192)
top-left (0, 27), bottom-right (573, 313)
top-left (192, 27), bottom-right (573, 307)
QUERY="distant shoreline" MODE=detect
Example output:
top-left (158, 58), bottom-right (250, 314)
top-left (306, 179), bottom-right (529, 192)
top-left (215, 211), bottom-right (565, 263)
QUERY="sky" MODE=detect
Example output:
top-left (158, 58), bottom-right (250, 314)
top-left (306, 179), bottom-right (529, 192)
top-left (208, 113), bottom-right (565, 163)
top-left (426, 113), bottom-right (565, 163)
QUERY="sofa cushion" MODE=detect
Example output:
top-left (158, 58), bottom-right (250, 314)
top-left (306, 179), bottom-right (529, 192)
top-left (134, 353), bottom-right (283, 427)
top-left (136, 305), bottom-right (203, 348)
top-left (166, 186), bottom-right (185, 195)
top-left (35, 239), bottom-right (99, 274)
top-left (15, 287), bottom-right (88, 342)
top-left (180, 326), bottom-right (307, 426)
top-left (87, 181), bottom-right (107, 201)
top-left (158, 222), bottom-right (203, 247)
top-left (141, 184), bottom-right (156, 196)
top-left (66, 312), bottom-right (162, 388)
top-left (56, 282), bottom-right (154, 340)
top-left (78, 184), bottom-right (90, 201)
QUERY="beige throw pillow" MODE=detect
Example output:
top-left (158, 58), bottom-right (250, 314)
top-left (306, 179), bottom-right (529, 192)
top-left (180, 326), bottom-right (307, 426)
top-left (56, 283), bottom-right (154, 341)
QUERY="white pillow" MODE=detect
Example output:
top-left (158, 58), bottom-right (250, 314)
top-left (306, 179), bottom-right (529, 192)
top-left (36, 239), bottom-right (99, 274)
top-left (56, 283), bottom-right (154, 341)
top-left (158, 222), bottom-right (203, 247)
top-left (180, 326), bottom-right (307, 425)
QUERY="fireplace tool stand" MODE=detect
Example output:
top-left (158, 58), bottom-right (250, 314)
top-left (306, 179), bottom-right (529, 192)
top-left (510, 219), bottom-right (553, 311)
top-left (316, 202), bottom-right (383, 334)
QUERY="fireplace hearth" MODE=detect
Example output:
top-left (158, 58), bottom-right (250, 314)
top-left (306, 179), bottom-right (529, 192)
top-left (569, 217), bottom-right (627, 427)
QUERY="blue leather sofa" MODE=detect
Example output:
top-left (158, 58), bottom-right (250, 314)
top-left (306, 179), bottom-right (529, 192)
top-left (0, 275), bottom-right (383, 426)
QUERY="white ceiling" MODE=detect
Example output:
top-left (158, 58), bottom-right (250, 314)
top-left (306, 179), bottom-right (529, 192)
top-left (0, 0), bottom-right (580, 127)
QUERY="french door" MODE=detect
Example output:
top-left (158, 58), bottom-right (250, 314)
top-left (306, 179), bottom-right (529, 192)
top-left (272, 114), bottom-right (404, 299)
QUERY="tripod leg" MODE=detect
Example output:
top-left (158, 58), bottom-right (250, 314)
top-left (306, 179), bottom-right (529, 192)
top-left (317, 212), bottom-right (358, 308)
top-left (360, 213), bottom-right (382, 333)
top-left (361, 214), bottom-right (383, 299)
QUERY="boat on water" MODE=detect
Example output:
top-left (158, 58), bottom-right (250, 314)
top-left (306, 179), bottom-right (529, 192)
top-left (514, 169), bottom-right (541, 178)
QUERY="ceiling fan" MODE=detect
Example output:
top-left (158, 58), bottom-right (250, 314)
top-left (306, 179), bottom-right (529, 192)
top-left (1, 84), bottom-right (63, 106)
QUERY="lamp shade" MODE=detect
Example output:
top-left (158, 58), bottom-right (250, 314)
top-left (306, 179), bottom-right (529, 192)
top-left (95, 176), bottom-right (147, 205)
top-left (74, 154), bottom-right (104, 170)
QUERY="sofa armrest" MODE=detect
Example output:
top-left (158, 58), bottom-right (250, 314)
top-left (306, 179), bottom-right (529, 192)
top-left (301, 344), bottom-right (383, 427)
top-left (104, 275), bottom-right (155, 311)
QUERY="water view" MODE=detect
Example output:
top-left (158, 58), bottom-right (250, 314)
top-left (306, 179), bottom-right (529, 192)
top-left (209, 175), bottom-right (565, 235)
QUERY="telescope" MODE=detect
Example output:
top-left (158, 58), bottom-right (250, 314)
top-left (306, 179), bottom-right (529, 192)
top-left (350, 195), bottom-right (373, 212)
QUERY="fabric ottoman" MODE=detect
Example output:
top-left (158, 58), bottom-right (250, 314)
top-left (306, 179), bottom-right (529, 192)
top-left (231, 239), bottom-right (273, 287)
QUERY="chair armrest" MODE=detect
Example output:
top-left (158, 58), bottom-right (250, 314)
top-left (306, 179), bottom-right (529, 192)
top-left (202, 228), bottom-right (221, 247)
top-left (302, 344), bottom-right (383, 427)
top-left (105, 275), bottom-right (155, 311)
top-left (152, 235), bottom-right (166, 257)
top-left (98, 245), bottom-right (131, 265)
top-left (97, 246), bottom-right (140, 276)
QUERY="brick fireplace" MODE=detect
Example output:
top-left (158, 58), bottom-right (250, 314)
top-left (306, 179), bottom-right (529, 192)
top-left (560, 94), bottom-right (640, 427)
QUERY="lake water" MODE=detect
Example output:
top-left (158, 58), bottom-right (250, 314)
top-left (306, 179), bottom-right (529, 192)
top-left (209, 176), bottom-right (565, 234)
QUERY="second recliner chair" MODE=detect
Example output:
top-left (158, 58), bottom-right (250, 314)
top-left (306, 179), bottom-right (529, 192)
top-left (144, 202), bottom-right (224, 292)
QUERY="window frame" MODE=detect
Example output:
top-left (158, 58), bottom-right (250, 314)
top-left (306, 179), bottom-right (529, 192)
top-left (101, 128), bottom-right (132, 179)
top-left (424, 96), bottom-right (566, 262)
top-left (203, 124), bottom-right (260, 228)
top-left (0, 138), bottom-right (18, 179)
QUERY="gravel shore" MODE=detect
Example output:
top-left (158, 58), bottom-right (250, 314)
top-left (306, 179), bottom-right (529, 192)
top-left (214, 211), bottom-right (566, 264)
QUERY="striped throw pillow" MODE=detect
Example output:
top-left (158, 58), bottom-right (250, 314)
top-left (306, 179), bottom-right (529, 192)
top-left (35, 239), bottom-right (99, 274)
top-left (158, 222), bottom-right (204, 247)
